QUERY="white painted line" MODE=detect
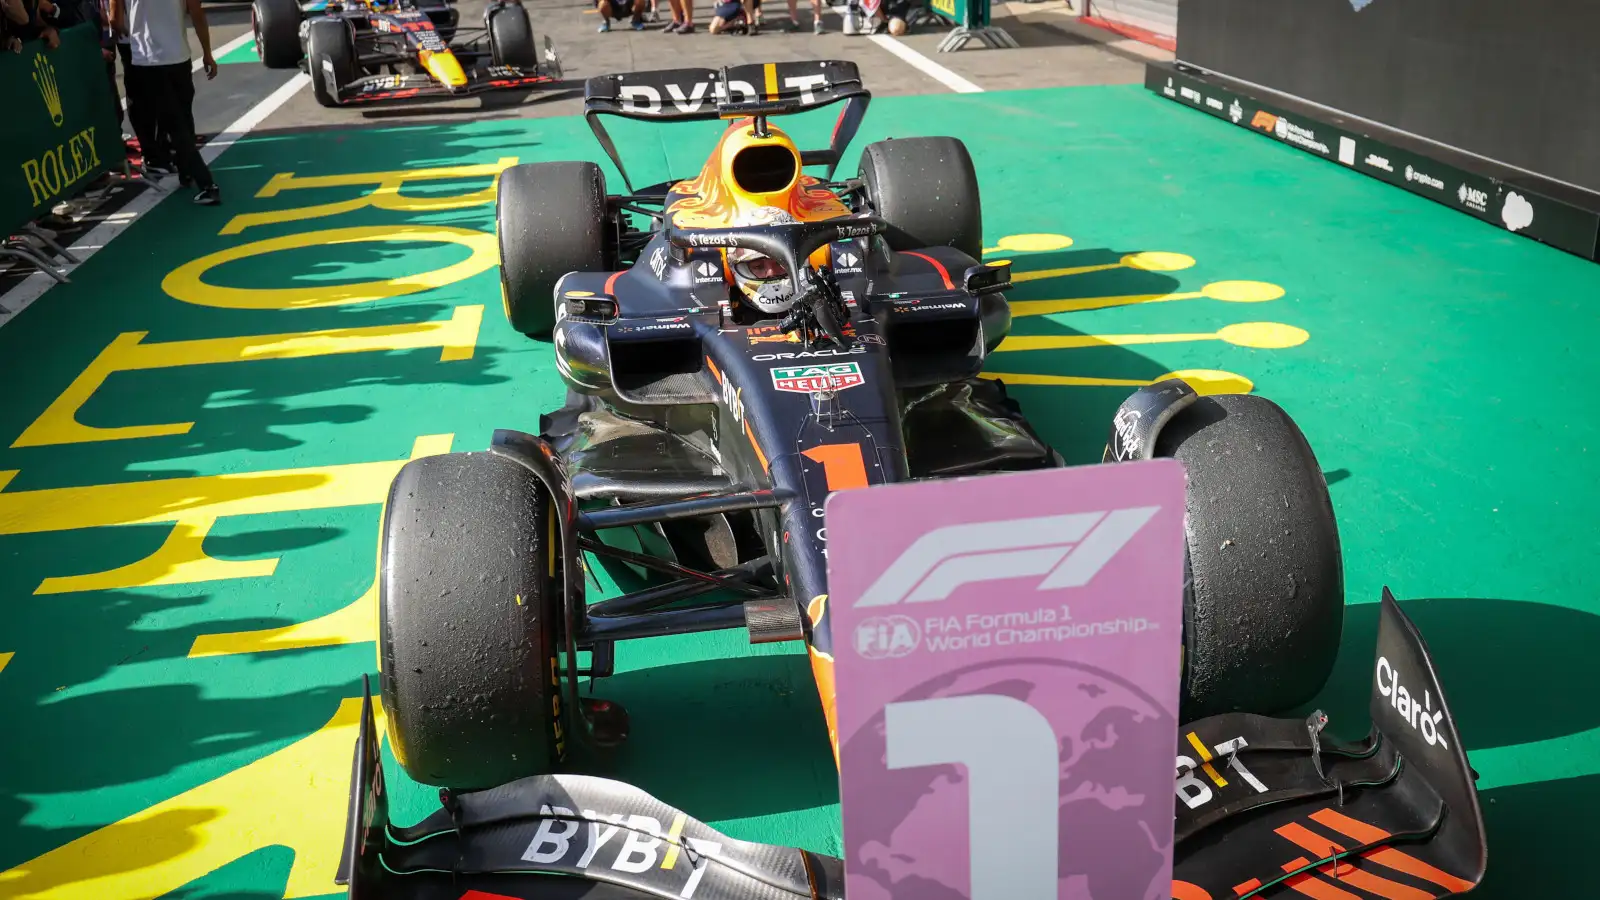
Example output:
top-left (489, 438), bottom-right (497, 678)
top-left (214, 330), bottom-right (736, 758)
top-left (869, 33), bottom-right (984, 94)
top-left (204, 30), bottom-right (259, 70)
top-left (0, 72), bottom-right (309, 329)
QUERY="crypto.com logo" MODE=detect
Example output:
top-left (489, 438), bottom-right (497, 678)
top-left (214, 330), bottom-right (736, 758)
top-left (853, 507), bottom-right (1161, 608)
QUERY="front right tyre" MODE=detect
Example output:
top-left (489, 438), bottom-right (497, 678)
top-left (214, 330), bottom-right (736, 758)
top-left (379, 450), bottom-right (564, 790)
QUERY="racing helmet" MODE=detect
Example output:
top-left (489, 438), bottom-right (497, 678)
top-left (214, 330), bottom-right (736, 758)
top-left (728, 206), bottom-right (798, 315)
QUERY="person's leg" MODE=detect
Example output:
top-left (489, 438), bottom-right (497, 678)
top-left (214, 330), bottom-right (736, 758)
top-left (743, 0), bottom-right (756, 32)
top-left (662, 0), bottom-right (682, 31)
top-left (629, 0), bottom-right (646, 29)
top-left (594, 0), bottom-right (612, 31)
top-left (158, 61), bottom-right (217, 200)
top-left (811, 0), bottom-right (823, 30)
top-left (126, 63), bottom-right (170, 173)
top-left (678, 0), bottom-right (693, 30)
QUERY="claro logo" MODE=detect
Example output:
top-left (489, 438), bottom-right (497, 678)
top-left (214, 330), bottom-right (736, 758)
top-left (1375, 656), bottom-right (1450, 750)
top-left (854, 508), bottom-right (1159, 608)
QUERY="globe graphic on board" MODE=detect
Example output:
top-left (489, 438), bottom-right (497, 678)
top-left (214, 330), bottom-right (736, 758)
top-left (840, 658), bottom-right (1176, 900)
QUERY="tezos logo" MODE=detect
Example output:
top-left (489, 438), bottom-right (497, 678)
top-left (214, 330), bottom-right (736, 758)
top-left (855, 614), bottom-right (922, 659)
top-left (1375, 655), bottom-right (1449, 750)
top-left (854, 507), bottom-right (1159, 608)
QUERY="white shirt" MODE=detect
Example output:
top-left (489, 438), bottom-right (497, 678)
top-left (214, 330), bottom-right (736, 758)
top-left (126, 0), bottom-right (190, 66)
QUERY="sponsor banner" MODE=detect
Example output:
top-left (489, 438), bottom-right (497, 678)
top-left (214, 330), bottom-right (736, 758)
top-left (1146, 64), bottom-right (1600, 261)
top-left (1, 24), bottom-right (123, 233)
top-left (828, 460), bottom-right (1186, 899)
top-left (771, 361), bottom-right (863, 393)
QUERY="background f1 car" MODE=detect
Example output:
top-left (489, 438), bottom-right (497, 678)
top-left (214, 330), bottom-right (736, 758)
top-left (337, 591), bottom-right (1488, 898)
top-left (250, 0), bottom-right (562, 107)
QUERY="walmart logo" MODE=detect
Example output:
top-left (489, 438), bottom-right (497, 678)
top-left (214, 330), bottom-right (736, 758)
top-left (33, 53), bottom-right (63, 126)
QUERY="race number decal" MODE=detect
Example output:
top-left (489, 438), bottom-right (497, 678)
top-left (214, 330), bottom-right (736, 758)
top-left (828, 461), bottom-right (1186, 900)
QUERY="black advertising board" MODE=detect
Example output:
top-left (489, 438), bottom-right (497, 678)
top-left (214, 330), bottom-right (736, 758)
top-left (1146, 64), bottom-right (1600, 262)
top-left (1172, 0), bottom-right (1600, 196)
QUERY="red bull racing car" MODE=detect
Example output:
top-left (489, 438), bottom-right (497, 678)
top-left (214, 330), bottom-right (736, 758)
top-left (343, 60), bottom-right (1489, 899)
top-left (250, 0), bottom-right (562, 107)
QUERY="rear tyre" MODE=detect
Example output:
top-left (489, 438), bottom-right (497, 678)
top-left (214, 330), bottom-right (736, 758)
top-left (496, 161), bottom-right (610, 337)
top-left (1154, 394), bottom-right (1344, 721)
top-left (858, 136), bottom-right (983, 262)
top-left (379, 451), bottom-right (563, 790)
top-left (489, 2), bottom-right (539, 68)
top-left (305, 18), bottom-right (356, 109)
top-left (252, 0), bottom-right (302, 68)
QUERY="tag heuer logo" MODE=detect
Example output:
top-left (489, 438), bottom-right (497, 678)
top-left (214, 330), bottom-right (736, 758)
top-left (34, 54), bottom-right (63, 126)
top-left (772, 362), bottom-right (864, 394)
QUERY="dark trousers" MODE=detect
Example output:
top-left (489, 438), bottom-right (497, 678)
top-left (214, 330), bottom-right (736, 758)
top-left (129, 59), bottom-right (213, 188)
top-left (117, 43), bottom-right (165, 165)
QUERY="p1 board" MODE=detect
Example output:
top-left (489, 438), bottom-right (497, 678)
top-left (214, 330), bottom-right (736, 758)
top-left (826, 459), bottom-right (1187, 900)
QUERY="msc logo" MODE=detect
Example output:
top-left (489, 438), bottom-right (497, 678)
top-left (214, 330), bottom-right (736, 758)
top-left (854, 507), bottom-right (1160, 608)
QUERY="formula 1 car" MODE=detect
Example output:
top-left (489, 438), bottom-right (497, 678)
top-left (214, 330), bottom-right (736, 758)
top-left (250, 0), bottom-right (562, 107)
top-left (351, 60), bottom-right (1486, 897)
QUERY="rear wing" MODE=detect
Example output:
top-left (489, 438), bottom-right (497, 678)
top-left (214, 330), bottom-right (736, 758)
top-left (582, 60), bottom-right (871, 192)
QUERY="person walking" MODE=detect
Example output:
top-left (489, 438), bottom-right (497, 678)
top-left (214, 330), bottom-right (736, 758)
top-left (109, 0), bottom-right (219, 204)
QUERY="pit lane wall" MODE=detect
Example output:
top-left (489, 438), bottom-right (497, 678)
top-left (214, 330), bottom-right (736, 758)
top-left (1151, 0), bottom-right (1600, 263)
top-left (2, 23), bottom-right (123, 233)
top-left (1144, 63), bottom-right (1600, 263)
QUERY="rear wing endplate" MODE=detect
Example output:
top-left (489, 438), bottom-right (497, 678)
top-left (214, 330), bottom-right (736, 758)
top-left (582, 60), bottom-right (871, 192)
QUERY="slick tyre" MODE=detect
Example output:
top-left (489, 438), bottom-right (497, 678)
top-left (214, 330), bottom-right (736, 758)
top-left (379, 451), bottom-right (563, 791)
top-left (859, 136), bottom-right (983, 262)
top-left (488, 2), bottom-right (538, 69)
top-left (252, 0), bottom-right (302, 68)
top-left (306, 18), bottom-right (356, 108)
top-left (497, 161), bottom-right (610, 338)
top-left (1156, 393), bottom-right (1344, 720)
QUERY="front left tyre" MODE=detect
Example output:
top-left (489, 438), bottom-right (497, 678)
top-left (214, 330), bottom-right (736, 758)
top-left (252, 0), bottom-right (302, 68)
top-left (496, 161), bottom-right (611, 337)
top-left (379, 451), bottom-right (564, 790)
top-left (305, 18), bottom-right (356, 108)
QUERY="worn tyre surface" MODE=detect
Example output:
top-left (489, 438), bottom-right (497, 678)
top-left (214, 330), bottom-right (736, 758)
top-left (379, 450), bottom-right (562, 790)
top-left (496, 161), bottom-right (609, 337)
top-left (1156, 393), bottom-right (1344, 720)
top-left (306, 18), bottom-right (355, 108)
top-left (253, 0), bottom-right (302, 68)
top-left (859, 136), bottom-right (983, 262)
top-left (489, 3), bottom-right (538, 68)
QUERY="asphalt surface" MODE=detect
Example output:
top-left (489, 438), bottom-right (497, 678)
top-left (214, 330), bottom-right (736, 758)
top-left (177, 0), bottom-right (1160, 137)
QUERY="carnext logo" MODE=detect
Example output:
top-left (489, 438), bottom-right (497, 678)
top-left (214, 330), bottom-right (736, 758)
top-left (853, 508), bottom-right (1159, 607)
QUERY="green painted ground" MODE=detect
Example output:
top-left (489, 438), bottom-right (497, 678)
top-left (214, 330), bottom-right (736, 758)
top-left (0, 83), bottom-right (1596, 898)
top-left (217, 40), bottom-right (259, 65)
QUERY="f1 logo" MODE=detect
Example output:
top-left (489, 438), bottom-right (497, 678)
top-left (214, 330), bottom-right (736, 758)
top-left (853, 507), bottom-right (1160, 608)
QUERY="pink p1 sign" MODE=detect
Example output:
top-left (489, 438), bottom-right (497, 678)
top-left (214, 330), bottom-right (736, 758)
top-left (825, 459), bottom-right (1187, 900)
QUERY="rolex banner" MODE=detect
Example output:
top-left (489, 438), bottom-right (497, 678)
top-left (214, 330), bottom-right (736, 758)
top-left (2, 23), bottom-right (122, 233)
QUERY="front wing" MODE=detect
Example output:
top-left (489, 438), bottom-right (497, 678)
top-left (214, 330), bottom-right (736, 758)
top-left (337, 65), bottom-right (560, 105)
top-left (338, 593), bottom-right (1485, 900)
